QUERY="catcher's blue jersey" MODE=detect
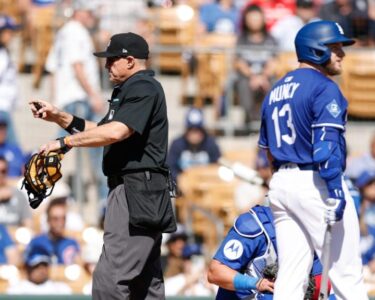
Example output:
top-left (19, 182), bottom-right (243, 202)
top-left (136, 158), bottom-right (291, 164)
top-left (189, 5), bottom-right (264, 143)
top-left (214, 206), bottom-right (277, 300)
top-left (213, 205), bottom-right (324, 300)
top-left (258, 68), bottom-right (347, 166)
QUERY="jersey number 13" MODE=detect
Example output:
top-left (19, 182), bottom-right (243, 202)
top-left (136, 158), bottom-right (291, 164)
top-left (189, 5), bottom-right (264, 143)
top-left (271, 103), bottom-right (296, 148)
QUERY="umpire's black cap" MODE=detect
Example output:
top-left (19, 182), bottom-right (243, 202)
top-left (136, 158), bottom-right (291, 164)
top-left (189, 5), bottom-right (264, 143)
top-left (94, 32), bottom-right (149, 59)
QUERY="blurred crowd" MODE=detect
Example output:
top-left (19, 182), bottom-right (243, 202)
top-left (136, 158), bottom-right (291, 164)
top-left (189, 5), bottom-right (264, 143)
top-left (0, 0), bottom-right (373, 296)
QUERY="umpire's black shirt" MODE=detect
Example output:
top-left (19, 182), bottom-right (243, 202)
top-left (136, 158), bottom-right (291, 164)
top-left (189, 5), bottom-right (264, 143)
top-left (99, 70), bottom-right (168, 176)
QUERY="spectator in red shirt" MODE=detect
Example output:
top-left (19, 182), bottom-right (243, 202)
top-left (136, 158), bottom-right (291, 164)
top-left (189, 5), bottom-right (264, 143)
top-left (243, 0), bottom-right (295, 30)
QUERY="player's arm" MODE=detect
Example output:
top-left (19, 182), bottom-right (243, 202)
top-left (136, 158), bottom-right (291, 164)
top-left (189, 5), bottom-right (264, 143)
top-left (207, 259), bottom-right (240, 290)
top-left (207, 259), bottom-right (273, 292)
top-left (207, 259), bottom-right (259, 291)
top-left (313, 126), bottom-right (344, 193)
top-left (313, 126), bottom-right (346, 221)
top-left (29, 100), bottom-right (98, 132)
top-left (312, 84), bottom-right (347, 199)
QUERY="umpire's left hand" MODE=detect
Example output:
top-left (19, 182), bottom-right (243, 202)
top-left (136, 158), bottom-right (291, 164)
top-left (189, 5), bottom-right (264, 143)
top-left (39, 140), bottom-right (62, 155)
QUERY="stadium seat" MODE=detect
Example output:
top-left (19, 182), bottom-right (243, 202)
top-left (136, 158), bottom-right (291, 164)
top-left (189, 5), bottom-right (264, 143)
top-left (30, 6), bottom-right (55, 88)
top-left (194, 33), bottom-right (236, 108)
top-left (221, 148), bottom-right (257, 168)
top-left (341, 50), bottom-right (375, 119)
top-left (275, 51), bottom-right (299, 80)
top-left (176, 164), bottom-right (240, 254)
top-left (149, 5), bottom-right (197, 73)
top-left (0, 0), bottom-right (20, 20)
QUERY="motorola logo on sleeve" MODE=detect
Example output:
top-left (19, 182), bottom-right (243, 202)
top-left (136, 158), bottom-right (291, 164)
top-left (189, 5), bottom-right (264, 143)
top-left (223, 239), bottom-right (244, 260)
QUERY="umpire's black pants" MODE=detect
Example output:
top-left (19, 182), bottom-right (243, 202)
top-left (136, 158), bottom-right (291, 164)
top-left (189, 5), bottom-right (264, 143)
top-left (92, 184), bottom-right (164, 300)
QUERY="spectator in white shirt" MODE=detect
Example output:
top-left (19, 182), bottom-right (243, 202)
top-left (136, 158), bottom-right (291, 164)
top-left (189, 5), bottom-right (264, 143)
top-left (45, 0), bottom-right (107, 204)
top-left (0, 15), bottom-right (21, 145)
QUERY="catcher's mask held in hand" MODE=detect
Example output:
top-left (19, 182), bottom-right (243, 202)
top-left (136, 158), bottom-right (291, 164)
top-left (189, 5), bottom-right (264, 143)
top-left (22, 152), bottom-right (64, 209)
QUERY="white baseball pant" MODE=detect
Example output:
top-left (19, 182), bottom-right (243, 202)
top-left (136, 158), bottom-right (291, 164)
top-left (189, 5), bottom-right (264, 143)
top-left (268, 165), bottom-right (368, 300)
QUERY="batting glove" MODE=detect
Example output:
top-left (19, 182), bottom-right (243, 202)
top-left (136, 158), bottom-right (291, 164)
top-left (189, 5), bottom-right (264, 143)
top-left (325, 189), bottom-right (346, 225)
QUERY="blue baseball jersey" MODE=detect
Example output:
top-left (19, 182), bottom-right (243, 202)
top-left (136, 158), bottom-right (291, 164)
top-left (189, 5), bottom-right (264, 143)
top-left (258, 68), bottom-right (347, 166)
top-left (25, 233), bottom-right (80, 265)
top-left (213, 206), bottom-right (324, 300)
top-left (213, 206), bottom-right (277, 300)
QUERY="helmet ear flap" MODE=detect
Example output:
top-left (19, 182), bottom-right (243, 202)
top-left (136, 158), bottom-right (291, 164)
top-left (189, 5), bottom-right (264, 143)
top-left (311, 45), bottom-right (331, 65)
top-left (295, 36), bottom-right (331, 65)
top-left (312, 48), bottom-right (325, 59)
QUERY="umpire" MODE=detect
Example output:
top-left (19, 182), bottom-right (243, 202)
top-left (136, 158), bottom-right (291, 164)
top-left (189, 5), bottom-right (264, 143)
top-left (29, 32), bottom-right (177, 299)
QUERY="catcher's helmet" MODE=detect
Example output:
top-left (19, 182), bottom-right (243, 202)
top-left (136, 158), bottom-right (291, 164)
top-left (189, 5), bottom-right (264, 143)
top-left (295, 20), bottom-right (355, 65)
top-left (22, 152), bottom-right (64, 209)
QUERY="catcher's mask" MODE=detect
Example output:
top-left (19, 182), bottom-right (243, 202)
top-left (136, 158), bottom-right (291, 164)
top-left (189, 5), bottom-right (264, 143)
top-left (22, 152), bottom-right (64, 209)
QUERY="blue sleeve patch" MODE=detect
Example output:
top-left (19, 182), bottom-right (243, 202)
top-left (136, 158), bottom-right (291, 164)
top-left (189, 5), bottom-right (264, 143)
top-left (312, 81), bottom-right (347, 128)
top-left (234, 211), bottom-right (264, 238)
top-left (326, 99), bottom-right (341, 118)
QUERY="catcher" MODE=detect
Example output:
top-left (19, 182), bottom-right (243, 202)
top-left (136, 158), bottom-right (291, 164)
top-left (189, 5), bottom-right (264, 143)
top-left (207, 205), bottom-right (332, 300)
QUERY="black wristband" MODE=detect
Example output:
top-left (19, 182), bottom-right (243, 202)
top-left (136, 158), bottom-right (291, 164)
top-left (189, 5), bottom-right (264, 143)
top-left (64, 115), bottom-right (85, 134)
top-left (57, 137), bottom-right (72, 154)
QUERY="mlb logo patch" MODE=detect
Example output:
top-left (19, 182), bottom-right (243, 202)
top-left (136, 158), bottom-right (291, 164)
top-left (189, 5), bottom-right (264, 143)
top-left (326, 99), bottom-right (341, 118)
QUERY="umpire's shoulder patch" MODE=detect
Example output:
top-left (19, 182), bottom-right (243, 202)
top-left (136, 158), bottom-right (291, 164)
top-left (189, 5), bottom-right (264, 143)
top-left (326, 99), bottom-right (341, 118)
top-left (223, 239), bottom-right (243, 260)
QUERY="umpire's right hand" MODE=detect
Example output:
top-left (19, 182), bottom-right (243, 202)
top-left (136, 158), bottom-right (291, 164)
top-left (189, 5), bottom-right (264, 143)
top-left (29, 100), bottom-right (60, 123)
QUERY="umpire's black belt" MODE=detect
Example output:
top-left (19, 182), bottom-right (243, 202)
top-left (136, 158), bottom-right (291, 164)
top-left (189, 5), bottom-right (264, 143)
top-left (107, 170), bottom-right (161, 189)
top-left (274, 163), bottom-right (319, 172)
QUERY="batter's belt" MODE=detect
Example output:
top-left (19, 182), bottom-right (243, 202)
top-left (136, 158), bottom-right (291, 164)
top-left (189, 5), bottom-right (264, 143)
top-left (274, 162), bottom-right (319, 172)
